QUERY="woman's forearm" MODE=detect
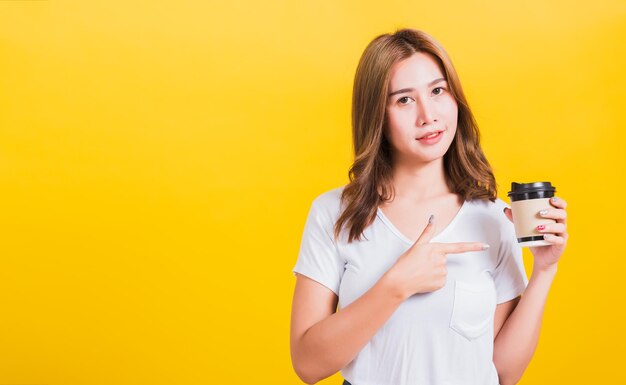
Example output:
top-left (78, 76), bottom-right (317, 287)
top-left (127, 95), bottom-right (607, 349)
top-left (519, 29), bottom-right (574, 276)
top-left (293, 271), bottom-right (405, 384)
top-left (493, 265), bottom-right (558, 385)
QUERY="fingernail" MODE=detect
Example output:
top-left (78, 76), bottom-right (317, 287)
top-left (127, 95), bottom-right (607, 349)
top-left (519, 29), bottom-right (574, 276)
top-left (482, 243), bottom-right (490, 250)
top-left (428, 214), bottom-right (434, 224)
top-left (539, 209), bottom-right (548, 216)
top-left (537, 225), bottom-right (546, 231)
top-left (552, 197), bottom-right (558, 202)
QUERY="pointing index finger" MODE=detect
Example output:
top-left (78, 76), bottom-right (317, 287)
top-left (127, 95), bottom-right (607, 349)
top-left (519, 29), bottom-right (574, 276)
top-left (436, 242), bottom-right (490, 254)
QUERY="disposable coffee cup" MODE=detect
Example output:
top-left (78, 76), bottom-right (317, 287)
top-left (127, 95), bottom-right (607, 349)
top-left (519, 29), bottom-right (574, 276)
top-left (507, 182), bottom-right (557, 247)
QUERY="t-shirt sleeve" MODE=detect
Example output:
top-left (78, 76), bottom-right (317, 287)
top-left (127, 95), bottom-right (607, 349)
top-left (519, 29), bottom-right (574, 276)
top-left (493, 218), bottom-right (529, 304)
top-left (292, 199), bottom-right (345, 296)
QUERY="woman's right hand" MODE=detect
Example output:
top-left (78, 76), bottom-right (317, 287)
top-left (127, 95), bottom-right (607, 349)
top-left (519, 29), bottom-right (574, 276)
top-left (386, 215), bottom-right (490, 300)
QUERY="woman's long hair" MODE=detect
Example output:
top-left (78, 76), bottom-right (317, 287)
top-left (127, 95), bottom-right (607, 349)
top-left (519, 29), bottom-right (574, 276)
top-left (334, 29), bottom-right (497, 243)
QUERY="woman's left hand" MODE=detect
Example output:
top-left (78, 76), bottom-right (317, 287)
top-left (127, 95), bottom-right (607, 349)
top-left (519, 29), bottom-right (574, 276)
top-left (504, 196), bottom-right (568, 272)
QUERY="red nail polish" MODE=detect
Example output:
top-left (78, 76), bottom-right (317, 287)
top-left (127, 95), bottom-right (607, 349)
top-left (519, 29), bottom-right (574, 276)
top-left (537, 225), bottom-right (545, 231)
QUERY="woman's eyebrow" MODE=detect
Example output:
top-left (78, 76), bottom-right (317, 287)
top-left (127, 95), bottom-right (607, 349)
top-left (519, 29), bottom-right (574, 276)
top-left (388, 77), bottom-right (447, 97)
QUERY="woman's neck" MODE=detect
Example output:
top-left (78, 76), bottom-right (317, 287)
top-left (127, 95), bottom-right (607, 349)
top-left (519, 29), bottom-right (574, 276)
top-left (389, 157), bottom-right (452, 203)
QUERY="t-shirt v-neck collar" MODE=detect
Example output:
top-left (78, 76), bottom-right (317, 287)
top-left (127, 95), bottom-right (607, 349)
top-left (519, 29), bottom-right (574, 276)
top-left (376, 199), bottom-right (469, 245)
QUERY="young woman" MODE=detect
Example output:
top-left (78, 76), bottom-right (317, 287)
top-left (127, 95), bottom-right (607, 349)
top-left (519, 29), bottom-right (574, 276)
top-left (290, 29), bottom-right (568, 385)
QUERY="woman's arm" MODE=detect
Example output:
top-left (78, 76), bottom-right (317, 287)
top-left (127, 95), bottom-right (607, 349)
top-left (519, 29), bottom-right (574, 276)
top-left (492, 265), bottom-right (557, 385)
top-left (290, 272), bottom-right (405, 384)
top-left (494, 197), bottom-right (568, 385)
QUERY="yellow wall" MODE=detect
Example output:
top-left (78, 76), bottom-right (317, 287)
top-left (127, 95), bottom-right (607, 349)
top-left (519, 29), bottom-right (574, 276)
top-left (1, 1), bottom-right (624, 384)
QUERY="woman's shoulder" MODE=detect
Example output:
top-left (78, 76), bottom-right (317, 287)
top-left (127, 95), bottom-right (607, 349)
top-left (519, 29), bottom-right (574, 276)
top-left (310, 185), bottom-right (345, 214)
top-left (465, 196), bottom-right (510, 221)
top-left (466, 196), bottom-right (507, 208)
top-left (464, 197), bottom-right (516, 241)
top-left (300, 186), bottom-right (346, 234)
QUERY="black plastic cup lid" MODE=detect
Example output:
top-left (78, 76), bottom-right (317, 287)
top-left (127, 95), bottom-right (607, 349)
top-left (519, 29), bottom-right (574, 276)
top-left (507, 181), bottom-right (556, 201)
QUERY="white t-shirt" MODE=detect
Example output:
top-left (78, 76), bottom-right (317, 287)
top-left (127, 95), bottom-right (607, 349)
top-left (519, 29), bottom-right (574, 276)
top-left (292, 186), bottom-right (528, 385)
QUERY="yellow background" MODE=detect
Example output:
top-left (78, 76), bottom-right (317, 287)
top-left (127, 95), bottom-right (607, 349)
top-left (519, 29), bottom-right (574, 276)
top-left (1, 1), bottom-right (624, 384)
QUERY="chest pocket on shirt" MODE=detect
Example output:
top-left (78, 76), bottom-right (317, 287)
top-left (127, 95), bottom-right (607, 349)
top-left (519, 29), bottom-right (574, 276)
top-left (450, 272), bottom-right (497, 341)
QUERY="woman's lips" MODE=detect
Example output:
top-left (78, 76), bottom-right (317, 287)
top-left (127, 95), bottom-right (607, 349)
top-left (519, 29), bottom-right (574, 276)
top-left (416, 130), bottom-right (444, 144)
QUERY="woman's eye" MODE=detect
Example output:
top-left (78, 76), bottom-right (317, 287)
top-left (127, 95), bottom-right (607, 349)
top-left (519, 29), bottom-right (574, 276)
top-left (432, 87), bottom-right (445, 95)
top-left (398, 96), bottom-right (412, 104)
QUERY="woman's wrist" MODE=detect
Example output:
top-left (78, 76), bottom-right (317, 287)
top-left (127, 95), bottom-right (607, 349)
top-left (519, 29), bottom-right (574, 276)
top-left (533, 263), bottom-right (558, 276)
top-left (380, 267), bottom-right (408, 302)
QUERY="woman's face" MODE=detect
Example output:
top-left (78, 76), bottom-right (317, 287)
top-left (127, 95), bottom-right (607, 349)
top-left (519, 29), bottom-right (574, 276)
top-left (384, 52), bottom-right (458, 166)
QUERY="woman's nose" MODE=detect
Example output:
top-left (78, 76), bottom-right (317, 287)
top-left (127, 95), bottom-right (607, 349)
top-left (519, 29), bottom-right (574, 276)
top-left (415, 100), bottom-right (436, 126)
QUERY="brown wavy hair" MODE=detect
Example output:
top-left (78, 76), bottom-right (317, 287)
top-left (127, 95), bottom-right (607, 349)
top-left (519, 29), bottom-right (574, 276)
top-left (334, 29), bottom-right (497, 243)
